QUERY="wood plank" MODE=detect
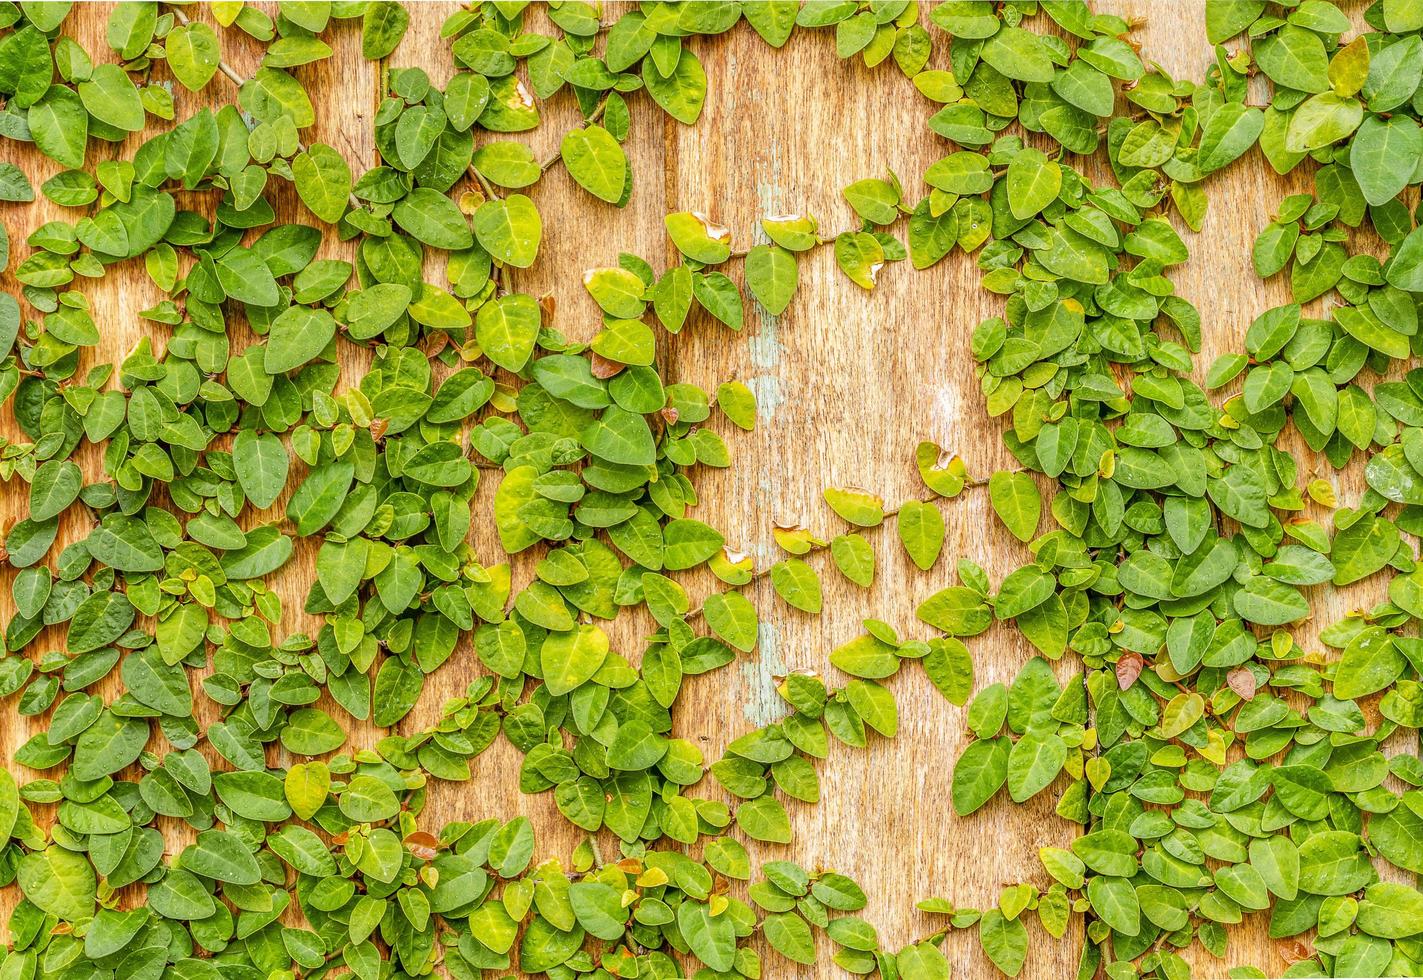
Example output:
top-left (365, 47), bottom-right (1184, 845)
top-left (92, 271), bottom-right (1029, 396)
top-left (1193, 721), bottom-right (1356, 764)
top-left (660, 20), bottom-right (1082, 978)
top-left (391, 1), bottom-right (678, 869)
top-left (0, 0), bottom-right (380, 925)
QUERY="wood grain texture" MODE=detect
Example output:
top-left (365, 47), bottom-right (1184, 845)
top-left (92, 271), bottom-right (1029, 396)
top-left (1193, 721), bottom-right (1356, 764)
top-left (0, 3), bottom-right (1407, 978)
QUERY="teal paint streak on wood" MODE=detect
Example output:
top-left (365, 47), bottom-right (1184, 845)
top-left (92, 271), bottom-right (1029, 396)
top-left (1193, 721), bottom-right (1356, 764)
top-left (739, 620), bottom-right (788, 726)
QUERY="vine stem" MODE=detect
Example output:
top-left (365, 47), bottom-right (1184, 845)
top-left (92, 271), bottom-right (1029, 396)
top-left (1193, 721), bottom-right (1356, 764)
top-left (168, 5), bottom-right (363, 213)
top-left (728, 227), bottom-right (867, 260)
top-left (465, 97), bottom-right (610, 193)
top-left (684, 477), bottom-right (992, 624)
top-left (538, 97), bottom-right (610, 174)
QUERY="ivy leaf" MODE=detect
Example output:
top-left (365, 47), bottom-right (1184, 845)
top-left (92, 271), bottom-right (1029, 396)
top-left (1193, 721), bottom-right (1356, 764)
top-left (18, 847), bottom-right (96, 921)
top-left (897, 500), bottom-right (945, 570)
top-left (265, 307), bottom-right (337, 374)
top-left (29, 85), bottom-right (88, 169)
top-left (293, 143), bottom-right (352, 224)
top-left (561, 124), bottom-right (628, 203)
top-left (362, 1), bottom-right (409, 59)
top-left (1349, 114), bottom-right (1422, 206)
top-left (763, 912), bottom-right (815, 964)
top-left (770, 559), bottom-right (822, 613)
top-left (541, 625), bottom-right (609, 696)
top-left (643, 46), bottom-right (707, 124)
top-left (166, 21), bottom-right (220, 91)
top-left (475, 293), bottom-right (540, 372)
top-left (978, 909), bottom-right (1029, 977)
top-left (395, 187), bottom-right (474, 250)
top-left (742, 245), bottom-right (799, 317)
top-left (474, 194), bottom-right (541, 267)
top-left (1006, 147), bottom-right (1061, 219)
top-left (676, 900), bottom-right (736, 971)
top-left (989, 471), bottom-right (1040, 543)
top-left (952, 736), bottom-right (1009, 815)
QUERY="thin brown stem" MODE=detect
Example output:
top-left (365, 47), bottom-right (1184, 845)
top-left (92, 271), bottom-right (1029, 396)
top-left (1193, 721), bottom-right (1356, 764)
top-left (538, 98), bottom-right (611, 173)
top-left (169, 6), bottom-right (363, 214)
top-left (684, 478), bottom-right (991, 624)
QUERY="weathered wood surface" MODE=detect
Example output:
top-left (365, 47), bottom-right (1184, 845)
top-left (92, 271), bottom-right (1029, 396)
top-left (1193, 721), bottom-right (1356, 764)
top-left (0, 3), bottom-right (1403, 978)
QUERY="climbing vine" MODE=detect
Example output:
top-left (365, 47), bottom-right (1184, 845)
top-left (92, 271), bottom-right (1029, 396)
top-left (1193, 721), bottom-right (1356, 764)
top-left (0, 1), bottom-right (1422, 979)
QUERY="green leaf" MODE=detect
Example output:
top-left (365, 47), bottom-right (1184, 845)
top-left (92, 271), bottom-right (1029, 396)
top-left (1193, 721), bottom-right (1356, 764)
top-left (285, 762), bottom-right (330, 820)
top-left (583, 267), bottom-right (646, 318)
top-left (831, 533), bottom-right (876, 586)
top-left (1007, 730), bottom-right (1067, 802)
top-left (897, 500), bottom-right (945, 570)
top-left (1196, 102), bottom-right (1264, 171)
top-left (476, 293), bottom-right (540, 372)
top-left (703, 590), bottom-right (759, 651)
top-left (1285, 91), bottom-right (1363, 152)
top-left (167, 22), bottom-right (220, 91)
top-left (834, 230), bottom-right (885, 289)
top-left (474, 194), bottom-right (542, 268)
top-left (569, 880), bottom-right (627, 940)
top-left (735, 795), bottom-right (791, 843)
top-left (1357, 882), bottom-right (1423, 939)
top-left (843, 178), bottom-right (900, 225)
top-left (1332, 626), bottom-right (1405, 700)
top-left (286, 461), bottom-right (354, 536)
top-left (29, 459), bottom-right (81, 522)
top-left (978, 909), bottom-right (1029, 977)
top-left (824, 486), bottom-right (885, 527)
top-left (1331, 512), bottom-right (1399, 585)
top-left (30, 85), bottom-right (88, 169)
top-left (1350, 114), bottom-right (1423, 206)
top-left (395, 187), bottom-right (473, 250)
top-left (898, 943), bottom-right (951, 980)
top-left (1256, 25), bottom-right (1329, 92)
top-left (1298, 831), bottom-right (1374, 896)
top-left (74, 711), bottom-right (147, 779)
top-left (981, 26), bottom-right (1055, 83)
top-left (362, 0), bottom-right (409, 59)
top-left (1006, 148), bottom-right (1061, 219)
top-left (1087, 875), bottom-right (1141, 936)
top-left (293, 143), bottom-right (352, 224)
top-left (265, 306), bottom-right (337, 373)
top-left (581, 406), bottom-right (655, 465)
top-left (541, 625), bottom-right (610, 696)
top-left (78, 64), bottom-right (144, 132)
top-left (644, 46), bottom-right (707, 124)
top-left (676, 900), bottom-right (735, 971)
top-left (665, 211), bottom-right (730, 264)
top-left (561, 125), bottom-right (628, 203)
top-left (184, 830), bottom-right (261, 885)
top-left (952, 736), bottom-right (1009, 815)
top-left (18, 847), bottom-right (96, 921)
top-left (233, 430), bottom-right (290, 510)
top-left (340, 774), bottom-right (400, 822)
top-left (764, 911), bottom-right (815, 964)
top-left (745, 244), bottom-right (798, 315)
top-left (770, 559), bottom-right (822, 613)
top-left (989, 471), bottom-right (1040, 543)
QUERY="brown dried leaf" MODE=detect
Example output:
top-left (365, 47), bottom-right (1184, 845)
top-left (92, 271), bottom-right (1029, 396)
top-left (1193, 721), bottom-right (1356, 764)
top-left (1116, 652), bottom-right (1143, 690)
top-left (404, 831), bottom-right (440, 860)
top-left (590, 353), bottom-right (623, 379)
top-left (1276, 939), bottom-right (1312, 965)
top-left (1227, 667), bottom-right (1257, 701)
